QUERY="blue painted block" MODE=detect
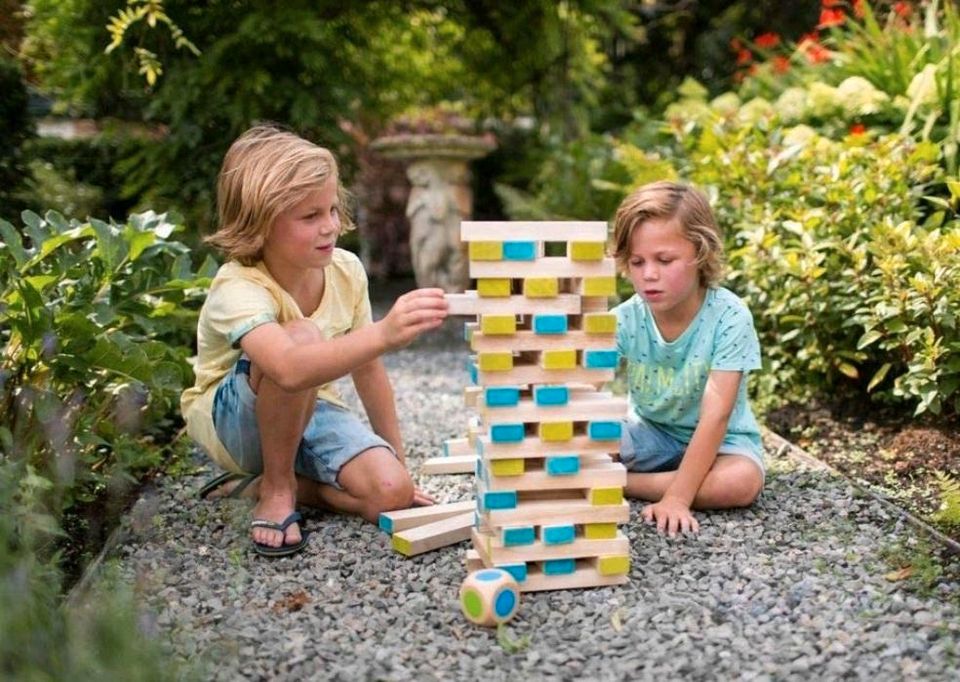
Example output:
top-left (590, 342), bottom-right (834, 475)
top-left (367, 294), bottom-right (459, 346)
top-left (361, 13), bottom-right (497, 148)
top-left (545, 455), bottom-right (580, 476)
top-left (378, 514), bottom-right (394, 533)
top-left (503, 241), bottom-right (536, 261)
top-left (482, 490), bottom-right (518, 510)
top-left (490, 423), bottom-right (525, 443)
top-left (589, 420), bottom-right (622, 441)
top-left (583, 349), bottom-right (619, 369)
top-left (485, 386), bottom-right (520, 407)
top-left (534, 385), bottom-right (569, 406)
top-left (542, 525), bottom-right (575, 545)
top-left (498, 562), bottom-right (528, 583)
top-left (543, 558), bottom-right (576, 575)
top-left (477, 439), bottom-right (486, 455)
top-left (474, 511), bottom-right (481, 528)
top-left (475, 457), bottom-right (485, 481)
top-left (468, 362), bottom-right (478, 385)
top-left (502, 526), bottom-right (536, 546)
top-left (532, 314), bottom-right (568, 335)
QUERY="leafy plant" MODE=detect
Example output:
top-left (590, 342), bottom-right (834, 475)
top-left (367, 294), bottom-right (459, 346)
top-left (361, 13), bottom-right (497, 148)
top-left (0, 209), bottom-right (214, 513)
top-left (931, 470), bottom-right (960, 528)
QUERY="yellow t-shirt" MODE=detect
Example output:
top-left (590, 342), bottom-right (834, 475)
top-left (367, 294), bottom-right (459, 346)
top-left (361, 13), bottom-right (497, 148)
top-left (180, 248), bottom-right (373, 471)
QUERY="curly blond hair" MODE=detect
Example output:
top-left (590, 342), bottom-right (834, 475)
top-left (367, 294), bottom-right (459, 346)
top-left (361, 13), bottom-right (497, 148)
top-left (206, 124), bottom-right (354, 265)
top-left (612, 180), bottom-right (725, 287)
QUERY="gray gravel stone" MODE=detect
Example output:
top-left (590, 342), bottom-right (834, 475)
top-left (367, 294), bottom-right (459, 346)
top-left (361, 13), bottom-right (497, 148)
top-left (94, 298), bottom-right (960, 680)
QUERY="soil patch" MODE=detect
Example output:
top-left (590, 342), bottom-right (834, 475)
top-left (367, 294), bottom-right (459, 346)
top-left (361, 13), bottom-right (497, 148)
top-left (765, 402), bottom-right (960, 542)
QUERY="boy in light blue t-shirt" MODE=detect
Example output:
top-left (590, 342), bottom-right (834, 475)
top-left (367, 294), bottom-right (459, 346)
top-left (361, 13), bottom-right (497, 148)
top-left (612, 181), bottom-right (764, 537)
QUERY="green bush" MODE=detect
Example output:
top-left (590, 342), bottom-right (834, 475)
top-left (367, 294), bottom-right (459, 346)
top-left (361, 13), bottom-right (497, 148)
top-left (668, 120), bottom-right (960, 416)
top-left (0, 209), bottom-right (214, 512)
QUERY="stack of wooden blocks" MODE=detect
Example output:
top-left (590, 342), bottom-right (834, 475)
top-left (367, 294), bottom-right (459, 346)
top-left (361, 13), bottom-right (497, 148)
top-left (446, 220), bottom-right (631, 592)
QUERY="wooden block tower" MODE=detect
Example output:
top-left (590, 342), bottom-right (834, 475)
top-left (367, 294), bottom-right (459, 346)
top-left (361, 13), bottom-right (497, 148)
top-left (446, 221), bottom-right (631, 592)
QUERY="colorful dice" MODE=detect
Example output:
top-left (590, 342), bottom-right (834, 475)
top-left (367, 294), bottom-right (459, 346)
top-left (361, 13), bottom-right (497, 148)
top-left (459, 568), bottom-right (520, 627)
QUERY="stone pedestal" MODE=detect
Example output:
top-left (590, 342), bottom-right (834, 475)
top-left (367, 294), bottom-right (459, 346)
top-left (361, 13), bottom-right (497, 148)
top-left (370, 134), bottom-right (496, 291)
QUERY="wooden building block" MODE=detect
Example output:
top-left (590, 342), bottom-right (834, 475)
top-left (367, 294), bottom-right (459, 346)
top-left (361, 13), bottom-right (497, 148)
top-left (480, 314), bottom-right (516, 335)
top-left (477, 278), bottom-right (511, 297)
top-left (588, 487), bottom-right (624, 506)
top-left (421, 455), bottom-right (478, 476)
top-left (478, 393), bottom-right (626, 424)
top-left (463, 386), bottom-right (482, 407)
top-left (542, 524), bottom-right (575, 545)
top-left (581, 296), bottom-right (612, 313)
top-left (445, 292), bottom-right (581, 316)
top-left (391, 512), bottom-right (475, 557)
top-left (489, 458), bottom-right (525, 477)
top-left (461, 221), bottom-right (607, 242)
top-left (597, 555), bottom-right (631, 576)
top-left (470, 256), bottom-right (615, 279)
top-left (471, 329), bottom-right (614, 353)
top-left (465, 550), bottom-right (629, 593)
top-left (469, 241), bottom-right (503, 260)
top-left (473, 529), bottom-right (629, 564)
top-left (523, 277), bottom-right (559, 298)
top-left (502, 241), bottom-right (537, 260)
top-left (379, 501), bottom-right (475, 534)
top-left (489, 423), bottom-right (525, 443)
top-left (532, 314), bottom-right (568, 335)
top-left (483, 460), bottom-right (626, 492)
top-left (443, 437), bottom-right (475, 457)
top-left (583, 313), bottom-right (617, 335)
top-left (484, 386), bottom-right (520, 407)
top-left (479, 496), bottom-right (630, 528)
top-left (545, 455), bottom-right (580, 475)
top-left (569, 241), bottom-right (606, 261)
top-left (540, 349), bottom-right (577, 370)
top-left (478, 366), bottom-right (614, 388)
top-left (584, 522), bottom-right (618, 540)
top-left (477, 351), bottom-right (513, 371)
top-left (582, 349), bottom-right (619, 369)
top-left (534, 385), bottom-right (569, 406)
top-left (588, 420), bottom-right (622, 441)
top-left (580, 276), bottom-right (617, 297)
top-left (478, 434), bottom-right (618, 460)
top-left (501, 526), bottom-right (536, 546)
top-left (539, 421), bottom-right (574, 442)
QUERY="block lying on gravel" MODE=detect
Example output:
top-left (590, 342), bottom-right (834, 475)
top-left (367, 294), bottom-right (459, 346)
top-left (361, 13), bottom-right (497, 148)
top-left (391, 512), bottom-right (476, 557)
top-left (378, 500), bottom-right (475, 533)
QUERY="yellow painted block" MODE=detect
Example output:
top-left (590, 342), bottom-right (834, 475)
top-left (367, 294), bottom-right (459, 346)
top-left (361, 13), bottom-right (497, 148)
top-left (569, 241), bottom-right (605, 261)
top-left (583, 313), bottom-right (617, 335)
top-left (582, 276), bottom-right (617, 297)
top-left (477, 352), bottom-right (513, 371)
top-left (523, 277), bottom-right (559, 298)
top-left (541, 349), bottom-right (576, 370)
top-left (583, 522), bottom-right (618, 540)
top-left (598, 555), bottom-right (630, 576)
top-left (392, 535), bottom-right (412, 556)
top-left (480, 314), bottom-right (516, 335)
top-left (589, 487), bottom-right (624, 506)
top-left (490, 458), bottom-right (525, 477)
top-left (477, 278), bottom-right (511, 297)
top-left (539, 421), bottom-right (573, 442)
top-left (469, 241), bottom-right (503, 261)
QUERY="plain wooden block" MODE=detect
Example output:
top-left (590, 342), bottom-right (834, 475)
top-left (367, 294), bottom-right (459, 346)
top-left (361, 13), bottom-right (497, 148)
top-left (391, 512), bottom-right (475, 556)
top-left (444, 292), bottom-right (581, 316)
top-left (421, 455), bottom-right (478, 476)
top-left (379, 500), bottom-right (476, 533)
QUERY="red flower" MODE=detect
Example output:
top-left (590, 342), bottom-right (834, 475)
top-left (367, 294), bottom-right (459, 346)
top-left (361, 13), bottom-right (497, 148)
top-left (736, 48), bottom-right (753, 66)
top-left (821, 0), bottom-right (843, 7)
top-left (849, 123), bottom-right (867, 135)
top-left (798, 31), bottom-right (820, 46)
top-left (852, 0), bottom-right (866, 18)
top-left (893, 2), bottom-right (912, 18)
top-left (754, 32), bottom-right (781, 49)
top-left (772, 56), bottom-right (791, 74)
top-left (802, 37), bottom-right (832, 64)
top-left (730, 37), bottom-right (743, 51)
top-left (818, 8), bottom-right (846, 28)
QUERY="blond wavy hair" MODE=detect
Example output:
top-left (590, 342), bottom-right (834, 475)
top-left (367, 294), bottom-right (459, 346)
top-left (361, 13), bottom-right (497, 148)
top-left (206, 124), bottom-right (354, 265)
top-left (612, 181), bottom-right (725, 287)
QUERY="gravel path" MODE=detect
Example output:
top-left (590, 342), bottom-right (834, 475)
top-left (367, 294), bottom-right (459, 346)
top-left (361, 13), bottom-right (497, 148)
top-left (105, 309), bottom-right (960, 681)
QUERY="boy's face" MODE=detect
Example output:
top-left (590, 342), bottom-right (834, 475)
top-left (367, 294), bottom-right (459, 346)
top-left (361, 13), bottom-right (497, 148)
top-left (625, 217), bottom-right (703, 321)
top-left (262, 176), bottom-right (341, 272)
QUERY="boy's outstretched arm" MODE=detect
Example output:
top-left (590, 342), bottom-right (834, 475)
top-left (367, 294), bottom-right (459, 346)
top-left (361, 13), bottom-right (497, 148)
top-left (641, 370), bottom-right (741, 535)
top-left (351, 357), bottom-right (436, 506)
top-left (240, 288), bottom-right (448, 392)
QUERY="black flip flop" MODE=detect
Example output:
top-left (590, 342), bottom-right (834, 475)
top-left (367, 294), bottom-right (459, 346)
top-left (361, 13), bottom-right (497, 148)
top-left (198, 471), bottom-right (258, 500)
top-left (251, 512), bottom-right (309, 557)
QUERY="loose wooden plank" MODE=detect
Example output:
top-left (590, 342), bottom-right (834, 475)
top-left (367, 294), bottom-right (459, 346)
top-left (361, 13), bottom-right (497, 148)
top-left (391, 512), bottom-right (475, 556)
top-left (378, 500), bottom-right (476, 534)
top-left (421, 455), bottom-right (478, 476)
top-left (445, 292), bottom-right (581, 316)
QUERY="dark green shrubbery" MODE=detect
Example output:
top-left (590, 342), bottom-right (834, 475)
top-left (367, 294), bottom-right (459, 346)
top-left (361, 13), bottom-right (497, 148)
top-left (0, 56), bottom-right (34, 219)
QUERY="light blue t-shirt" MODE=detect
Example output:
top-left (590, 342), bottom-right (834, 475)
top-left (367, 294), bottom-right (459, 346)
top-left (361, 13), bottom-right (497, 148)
top-left (613, 287), bottom-right (763, 458)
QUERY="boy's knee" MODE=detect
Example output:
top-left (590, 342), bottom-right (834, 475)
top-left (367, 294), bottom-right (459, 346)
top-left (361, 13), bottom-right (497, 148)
top-left (732, 470), bottom-right (763, 507)
top-left (369, 471), bottom-right (414, 514)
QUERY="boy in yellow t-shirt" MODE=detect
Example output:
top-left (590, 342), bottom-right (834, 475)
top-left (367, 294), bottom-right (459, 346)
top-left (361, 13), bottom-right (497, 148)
top-left (181, 124), bottom-right (448, 557)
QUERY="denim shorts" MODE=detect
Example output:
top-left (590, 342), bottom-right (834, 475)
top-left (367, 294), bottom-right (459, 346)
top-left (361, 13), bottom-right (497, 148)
top-left (620, 417), bottom-right (765, 483)
top-left (211, 357), bottom-right (394, 489)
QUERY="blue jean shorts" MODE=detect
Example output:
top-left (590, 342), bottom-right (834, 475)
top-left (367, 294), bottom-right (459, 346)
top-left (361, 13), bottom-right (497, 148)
top-left (620, 417), bottom-right (765, 483)
top-left (211, 357), bottom-right (394, 489)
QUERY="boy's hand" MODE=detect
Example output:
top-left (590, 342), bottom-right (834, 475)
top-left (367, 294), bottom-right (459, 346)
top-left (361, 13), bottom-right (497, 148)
top-left (379, 288), bottom-right (448, 350)
top-left (641, 496), bottom-right (700, 537)
top-left (412, 487), bottom-right (436, 506)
